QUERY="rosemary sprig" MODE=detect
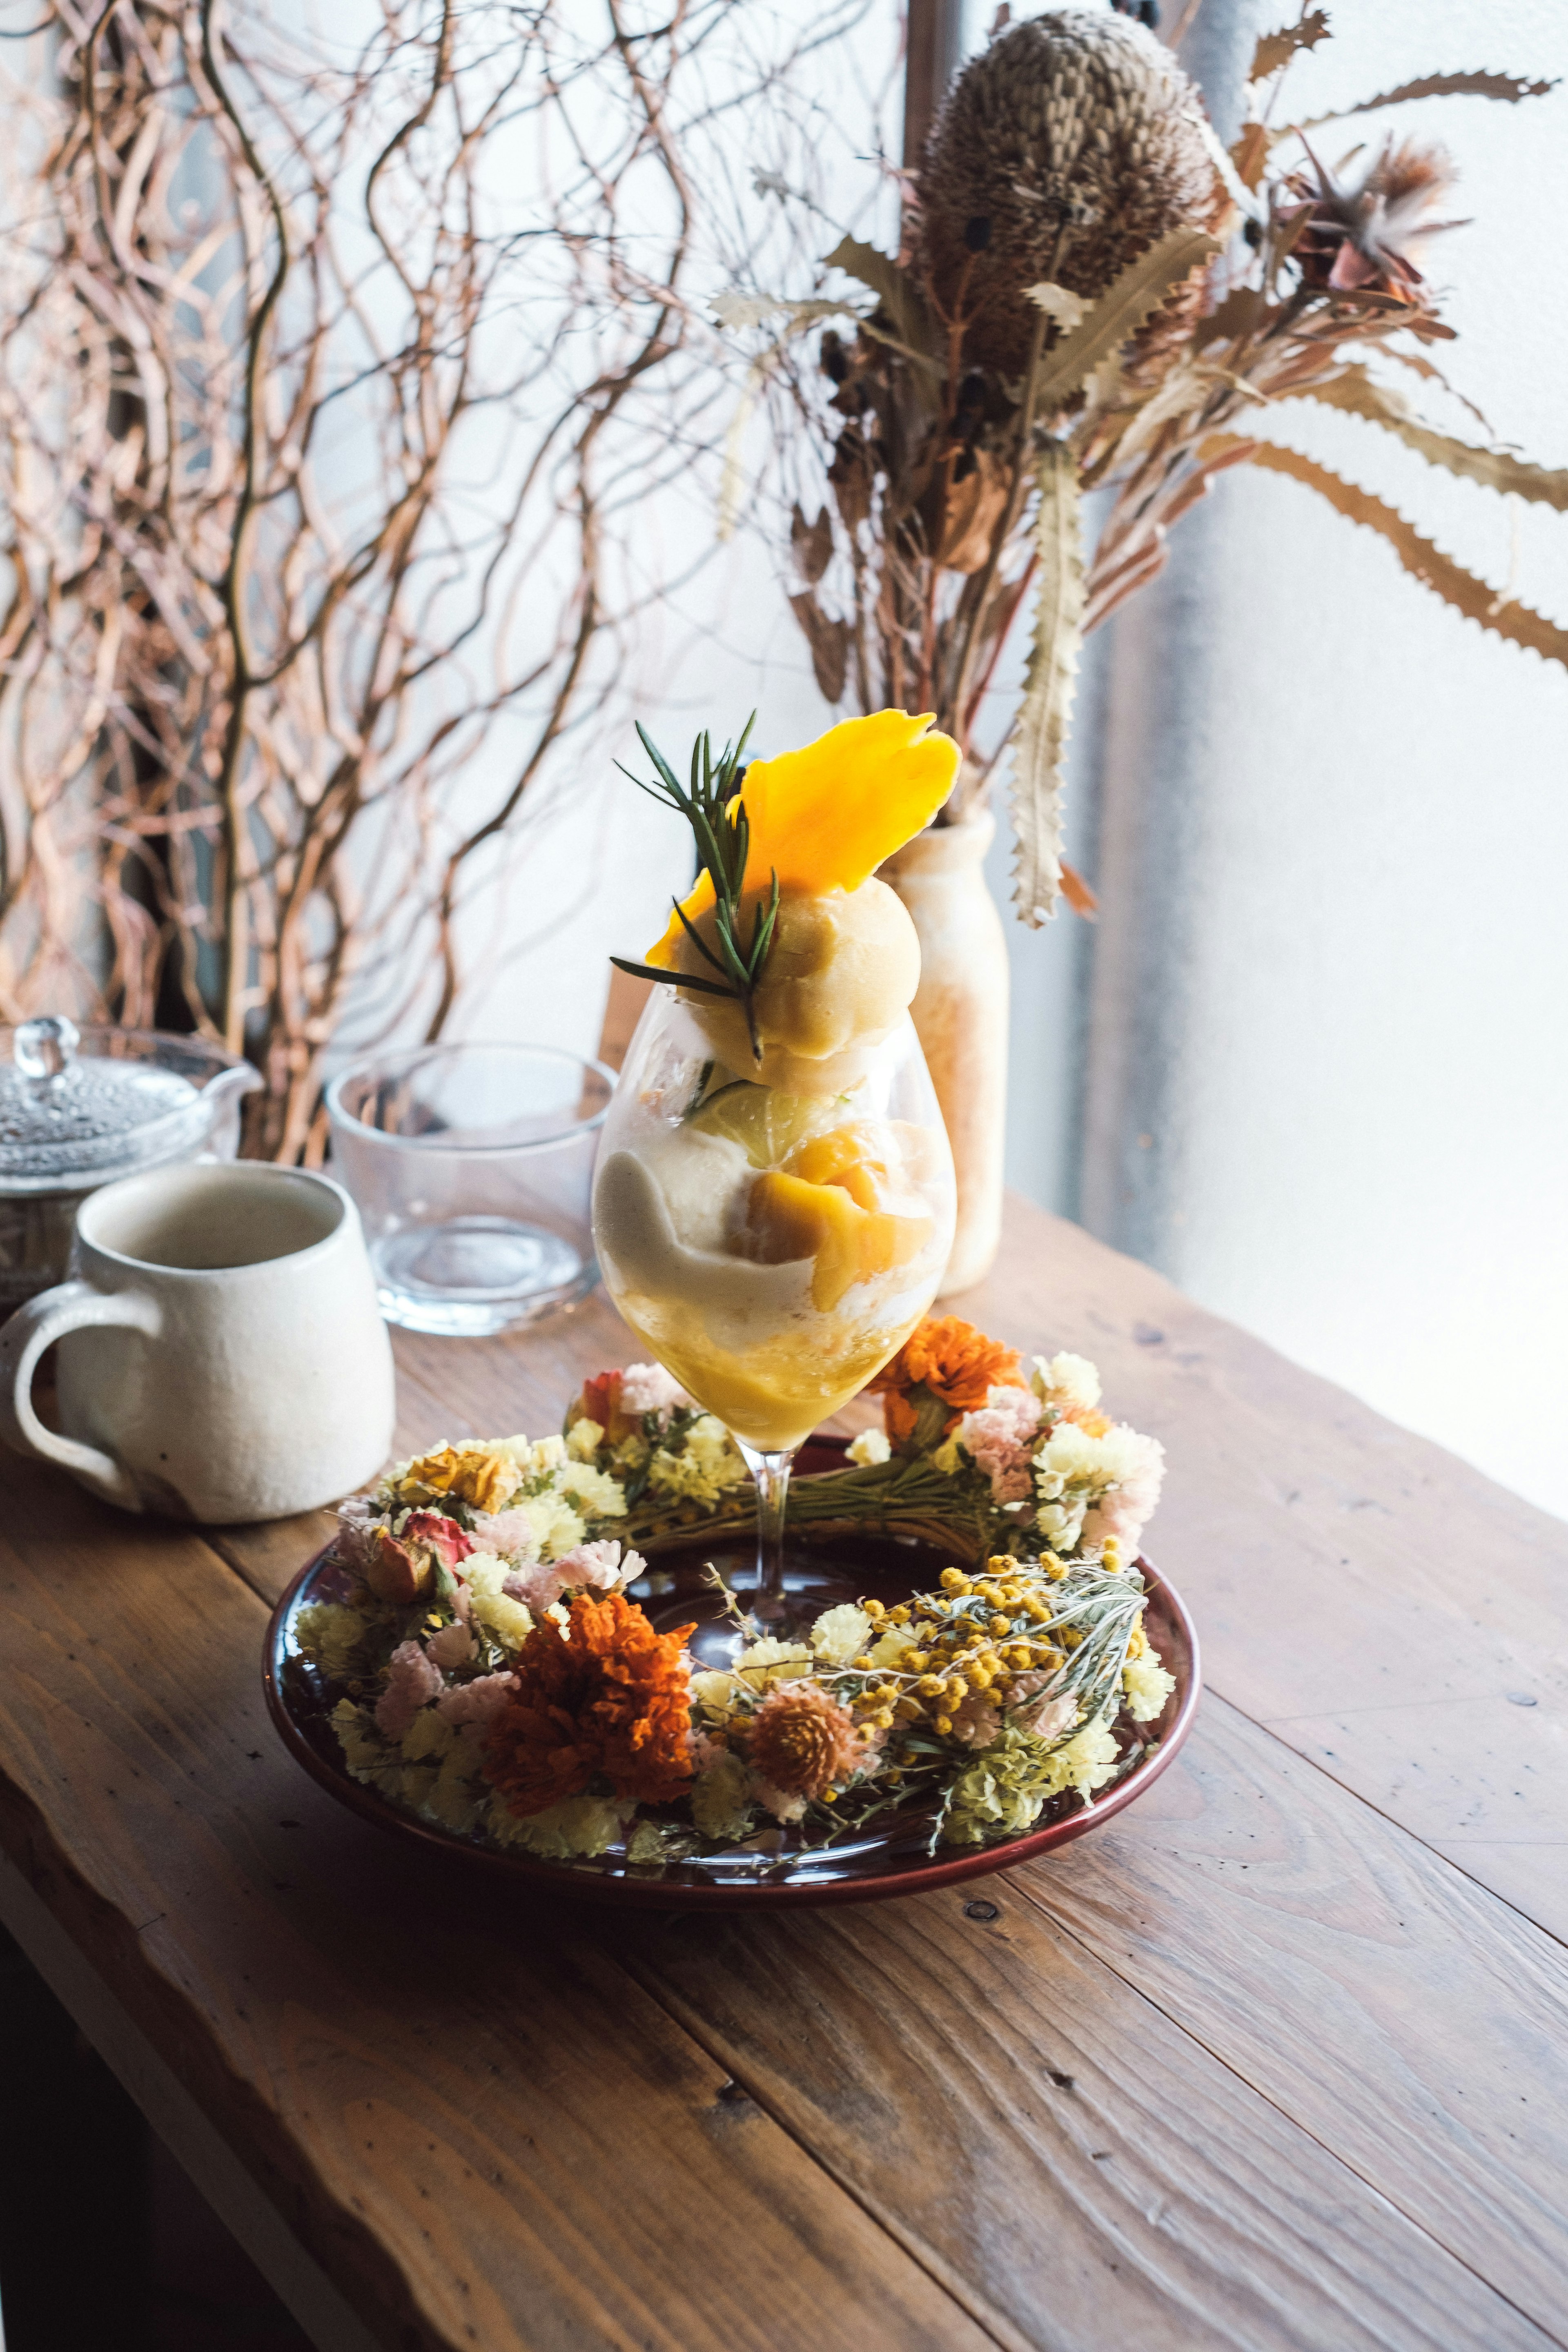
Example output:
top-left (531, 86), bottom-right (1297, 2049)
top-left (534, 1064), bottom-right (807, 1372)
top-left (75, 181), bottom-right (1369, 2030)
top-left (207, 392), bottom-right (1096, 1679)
top-left (610, 714), bottom-right (779, 1063)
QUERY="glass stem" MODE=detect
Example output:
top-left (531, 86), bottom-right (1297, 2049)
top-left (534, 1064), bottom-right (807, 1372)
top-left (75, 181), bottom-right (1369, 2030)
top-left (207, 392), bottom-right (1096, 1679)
top-left (737, 1440), bottom-right (797, 1619)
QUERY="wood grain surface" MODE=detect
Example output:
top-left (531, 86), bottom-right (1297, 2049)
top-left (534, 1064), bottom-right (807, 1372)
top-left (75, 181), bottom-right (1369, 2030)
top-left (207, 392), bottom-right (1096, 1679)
top-left (2, 1190), bottom-right (1566, 2352)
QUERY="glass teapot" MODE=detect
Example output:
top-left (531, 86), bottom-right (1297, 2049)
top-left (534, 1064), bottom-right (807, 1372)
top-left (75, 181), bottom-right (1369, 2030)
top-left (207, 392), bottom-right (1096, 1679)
top-left (0, 1017), bottom-right (261, 1310)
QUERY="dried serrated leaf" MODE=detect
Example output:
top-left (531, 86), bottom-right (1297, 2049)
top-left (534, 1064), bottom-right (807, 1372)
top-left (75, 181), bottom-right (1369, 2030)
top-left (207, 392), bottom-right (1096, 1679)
top-left (822, 235), bottom-right (934, 361)
top-left (717, 361), bottom-right (767, 542)
top-left (1277, 68), bottom-right (1557, 142)
top-left (1009, 444), bottom-right (1084, 927)
top-left (1250, 12), bottom-right (1331, 84)
top-left (1299, 370), bottom-right (1568, 510)
top-left (1201, 433), bottom-right (1568, 667)
top-left (1380, 345), bottom-right (1491, 434)
top-left (1033, 226), bottom-right (1223, 412)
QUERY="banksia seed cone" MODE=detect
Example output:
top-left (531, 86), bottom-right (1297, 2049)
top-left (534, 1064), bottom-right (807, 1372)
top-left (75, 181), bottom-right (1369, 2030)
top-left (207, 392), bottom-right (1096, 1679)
top-left (917, 7), bottom-right (1231, 380)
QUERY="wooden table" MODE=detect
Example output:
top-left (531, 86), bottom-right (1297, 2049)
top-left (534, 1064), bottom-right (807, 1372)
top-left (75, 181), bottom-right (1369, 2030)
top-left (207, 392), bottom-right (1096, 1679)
top-left (2, 1194), bottom-right (1566, 2352)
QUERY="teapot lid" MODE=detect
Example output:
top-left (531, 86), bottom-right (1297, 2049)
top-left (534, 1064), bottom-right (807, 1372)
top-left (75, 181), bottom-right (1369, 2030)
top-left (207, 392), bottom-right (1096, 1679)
top-left (0, 1017), bottom-right (217, 1189)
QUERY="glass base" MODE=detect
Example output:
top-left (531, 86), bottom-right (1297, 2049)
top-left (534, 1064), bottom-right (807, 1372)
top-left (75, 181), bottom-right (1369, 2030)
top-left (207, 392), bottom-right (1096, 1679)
top-left (634, 1536), bottom-right (881, 1668)
top-left (372, 1217), bottom-right (593, 1336)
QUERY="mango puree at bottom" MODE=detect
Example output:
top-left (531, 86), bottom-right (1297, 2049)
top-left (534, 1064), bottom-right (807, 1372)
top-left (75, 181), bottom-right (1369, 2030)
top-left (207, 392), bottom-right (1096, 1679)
top-left (607, 1288), bottom-right (928, 1454)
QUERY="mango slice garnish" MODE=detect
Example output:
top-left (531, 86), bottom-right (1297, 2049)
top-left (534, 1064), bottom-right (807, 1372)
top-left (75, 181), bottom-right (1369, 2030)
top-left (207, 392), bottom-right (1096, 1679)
top-left (646, 709), bottom-right (959, 969)
top-left (744, 1122), bottom-right (932, 1311)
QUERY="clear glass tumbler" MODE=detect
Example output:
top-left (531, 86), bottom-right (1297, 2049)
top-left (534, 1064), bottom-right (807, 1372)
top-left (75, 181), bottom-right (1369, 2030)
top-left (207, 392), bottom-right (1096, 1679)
top-left (327, 1042), bottom-right (612, 1336)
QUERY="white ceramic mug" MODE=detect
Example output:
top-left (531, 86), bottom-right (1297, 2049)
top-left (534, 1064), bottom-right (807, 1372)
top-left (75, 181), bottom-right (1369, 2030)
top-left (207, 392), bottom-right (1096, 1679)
top-left (0, 1162), bottom-right (395, 1523)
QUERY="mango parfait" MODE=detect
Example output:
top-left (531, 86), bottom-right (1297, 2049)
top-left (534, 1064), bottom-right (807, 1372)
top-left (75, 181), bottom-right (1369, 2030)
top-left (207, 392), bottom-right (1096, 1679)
top-left (592, 710), bottom-right (959, 1453)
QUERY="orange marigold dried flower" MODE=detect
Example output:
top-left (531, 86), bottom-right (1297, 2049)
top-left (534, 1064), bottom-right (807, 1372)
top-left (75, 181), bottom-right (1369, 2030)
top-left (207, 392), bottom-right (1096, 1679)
top-left (869, 1315), bottom-right (1025, 1441)
top-left (481, 1592), bottom-right (695, 1816)
top-left (747, 1678), bottom-right (868, 1800)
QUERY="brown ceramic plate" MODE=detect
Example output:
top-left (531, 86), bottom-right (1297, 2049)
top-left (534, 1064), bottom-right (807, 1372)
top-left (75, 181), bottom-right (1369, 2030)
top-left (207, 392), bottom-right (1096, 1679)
top-left (263, 1448), bottom-right (1200, 1910)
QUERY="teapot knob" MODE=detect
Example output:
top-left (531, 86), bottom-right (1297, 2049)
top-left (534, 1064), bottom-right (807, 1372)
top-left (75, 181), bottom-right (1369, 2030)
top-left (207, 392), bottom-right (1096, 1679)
top-left (14, 1016), bottom-right (80, 1083)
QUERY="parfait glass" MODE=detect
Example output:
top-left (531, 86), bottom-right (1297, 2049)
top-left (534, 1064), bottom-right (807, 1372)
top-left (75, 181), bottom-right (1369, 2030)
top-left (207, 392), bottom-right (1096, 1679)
top-left (592, 987), bottom-right (955, 1651)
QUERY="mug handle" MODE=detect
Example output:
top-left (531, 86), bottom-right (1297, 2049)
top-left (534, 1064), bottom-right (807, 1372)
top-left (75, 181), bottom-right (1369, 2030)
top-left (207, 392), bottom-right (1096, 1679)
top-left (0, 1281), bottom-right (163, 1513)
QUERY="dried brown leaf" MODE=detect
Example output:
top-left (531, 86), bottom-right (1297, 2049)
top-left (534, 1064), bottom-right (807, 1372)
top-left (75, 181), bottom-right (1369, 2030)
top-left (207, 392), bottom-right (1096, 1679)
top-left (1250, 13), bottom-right (1331, 84)
top-left (1196, 284), bottom-right (1271, 347)
top-left (790, 502), bottom-right (834, 585)
top-left (1200, 433), bottom-right (1568, 667)
top-left (1380, 345), bottom-right (1491, 434)
top-left (931, 449), bottom-right (1011, 573)
top-left (1059, 860), bottom-right (1098, 920)
top-left (1300, 370), bottom-right (1568, 510)
top-left (827, 423), bottom-right (873, 532)
top-left (788, 589), bottom-right (849, 705)
top-left (821, 235), bottom-right (935, 362)
top-left (1229, 122), bottom-right (1270, 192)
top-left (1008, 443), bottom-right (1084, 927)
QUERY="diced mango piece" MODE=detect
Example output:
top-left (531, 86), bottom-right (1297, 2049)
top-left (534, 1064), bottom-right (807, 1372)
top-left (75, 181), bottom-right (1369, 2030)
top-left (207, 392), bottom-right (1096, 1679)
top-left (746, 1164), bottom-right (931, 1312)
top-left (786, 1123), bottom-right (893, 1193)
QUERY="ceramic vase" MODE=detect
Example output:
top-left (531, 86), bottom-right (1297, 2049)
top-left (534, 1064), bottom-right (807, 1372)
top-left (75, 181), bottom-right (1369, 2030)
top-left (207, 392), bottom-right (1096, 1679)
top-left (883, 806), bottom-right (1009, 1294)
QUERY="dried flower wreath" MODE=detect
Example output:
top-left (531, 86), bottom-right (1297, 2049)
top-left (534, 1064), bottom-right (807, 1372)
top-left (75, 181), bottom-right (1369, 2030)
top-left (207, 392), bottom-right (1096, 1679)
top-left (294, 1316), bottom-right (1177, 1867)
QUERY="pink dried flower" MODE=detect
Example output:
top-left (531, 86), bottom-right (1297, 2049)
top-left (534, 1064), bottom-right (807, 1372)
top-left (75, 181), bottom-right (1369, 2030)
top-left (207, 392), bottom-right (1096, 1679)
top-left (948, 1690), bottom-right (1003, 1749)
top-left (375, 1639), bottom-right (443, 1740)
top-left (956, 1383), bottom-right (1043, 1503)
top-left (748, 1775), bottom-right (808, 1825)
top-left (502, 1560), bottom-right (568, 1611)
top-left (502, 1539), bottom-right (645, 1614)
top-left (436, 1670), bottom-right (518, 1731)
top-left (618, 1362), bottom-right (690, 1424)
top-left (1080, 1426), bottom-right (1166, 1552)
top-left (471, 1508), bottom-right (540, 1561)
top-left (1007, 1677), bottom-right (1077, 1745)
top-left (426, 1622), bottom-right (475, 1670)
top-left (403, 1510), bottom-right (473, 1568)
top-left (553, 1539), bottom-right (643, 1591)
top-left (334, 1497), bottom-right (378, 1570)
